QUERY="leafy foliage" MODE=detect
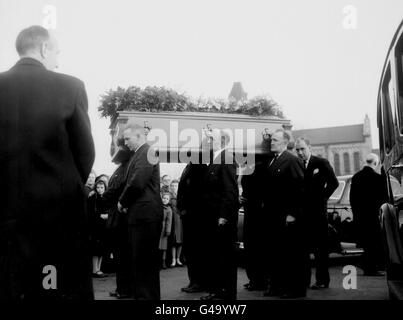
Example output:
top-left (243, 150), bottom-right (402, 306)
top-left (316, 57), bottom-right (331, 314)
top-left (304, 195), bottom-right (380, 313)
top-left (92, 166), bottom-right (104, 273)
top-left (99, 86), bottom-right (284, 119)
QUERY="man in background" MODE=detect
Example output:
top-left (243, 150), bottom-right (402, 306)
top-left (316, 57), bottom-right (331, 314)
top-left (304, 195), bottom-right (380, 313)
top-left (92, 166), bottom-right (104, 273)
top-left (350, 153), bottom-right (388, 276)
top-left (0, 25), bottom-right (95, 300)
top-left (295, 137), bottom-right (339, 289)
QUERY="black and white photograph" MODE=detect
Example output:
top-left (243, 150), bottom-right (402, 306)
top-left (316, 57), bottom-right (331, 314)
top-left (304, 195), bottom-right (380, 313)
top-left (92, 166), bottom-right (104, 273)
top-left (1, 0), bottom-right (403, 312)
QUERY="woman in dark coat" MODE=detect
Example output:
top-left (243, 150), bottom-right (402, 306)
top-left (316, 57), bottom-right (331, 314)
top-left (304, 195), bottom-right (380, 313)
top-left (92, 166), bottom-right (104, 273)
top-left (88, 180), bottom-right (109, 277)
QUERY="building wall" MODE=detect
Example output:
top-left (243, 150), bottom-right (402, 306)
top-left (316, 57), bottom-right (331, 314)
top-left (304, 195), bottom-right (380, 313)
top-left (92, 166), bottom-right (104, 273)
top-left (310, 139), bottom-right (372, 176)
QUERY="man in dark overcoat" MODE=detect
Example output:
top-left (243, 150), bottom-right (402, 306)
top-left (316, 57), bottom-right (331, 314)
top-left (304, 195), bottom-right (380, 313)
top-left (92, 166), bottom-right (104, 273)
top-left (200, 129), bottom-right (239, 301)
top-left (102, 139), bottom-right (133, 298)
top-left (177, 162), bottom-right (208, 293)
top-left (350, 153), bottom-right (388, 275)
top-left (118, 122), bottom-right (163, 300)
top-left (0, 26), bottom-right (95, 300)
top-left (295, 137), bottom-right (339, 289)
top-left (261, 129), bottom-right (307, 298)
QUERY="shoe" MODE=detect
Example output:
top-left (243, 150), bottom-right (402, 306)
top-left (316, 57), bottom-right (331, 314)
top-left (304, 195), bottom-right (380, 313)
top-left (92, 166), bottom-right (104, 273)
top-left (246, 284), bottom-right (267, 291)
top-left (93, 271), bottom-right (107, 278)
top-left (183, 285), bottom-right (205, 293)
top-left (170, 262), bottom-right (176, 267)
top-left (177, 260), bottom-right (183, 267)
top-left (244, 282), bottom-right (251, 288)
top-left (310, 283), bottom-right (329, 290)
top-left (200, 292), bottom-right (230, 300)
top-left (109, 291), bottom-right (119, 297)
top-left (116, 292), bottom-right (132, 299)
top-left (181, 284), bottom-right (193, 292)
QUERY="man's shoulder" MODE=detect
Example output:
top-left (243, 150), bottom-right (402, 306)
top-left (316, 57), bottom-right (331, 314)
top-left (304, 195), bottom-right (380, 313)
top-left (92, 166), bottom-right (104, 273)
top-left (283, 151), bottom-right (303, 165)
top-left (312, 156), bottom-right (333, 169)
top-left (47, 71), bottom-right (85, 89)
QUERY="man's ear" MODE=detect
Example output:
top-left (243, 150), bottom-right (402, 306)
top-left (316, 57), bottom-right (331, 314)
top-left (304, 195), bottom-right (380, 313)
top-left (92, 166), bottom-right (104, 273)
top-left (39, 42), bottom-right (47, 59)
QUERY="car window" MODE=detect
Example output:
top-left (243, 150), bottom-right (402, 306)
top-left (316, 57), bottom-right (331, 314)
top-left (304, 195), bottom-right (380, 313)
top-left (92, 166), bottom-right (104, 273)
top-left (330, 180), bottom-right (346, 201)
top-left (391, 176), bottom-right (403, 199)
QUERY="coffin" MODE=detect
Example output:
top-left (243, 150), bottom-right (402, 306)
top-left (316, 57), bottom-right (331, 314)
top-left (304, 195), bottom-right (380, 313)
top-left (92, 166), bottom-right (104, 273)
top-left (109, 111), bottom-right (292, 164)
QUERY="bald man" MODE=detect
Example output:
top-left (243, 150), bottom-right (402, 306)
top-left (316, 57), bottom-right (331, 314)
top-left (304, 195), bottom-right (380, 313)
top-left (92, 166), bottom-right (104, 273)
top-left (200, 129), bottom-right (239, 301)
top-left (0, 26), bottom-right (95, 300)
top-left (350, 153), bottom-right (388, 276)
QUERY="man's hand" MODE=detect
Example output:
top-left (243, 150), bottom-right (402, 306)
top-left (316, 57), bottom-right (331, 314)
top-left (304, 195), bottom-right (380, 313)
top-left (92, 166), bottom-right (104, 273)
top-left (117, 202), bottom-right (124, 213)
top-left (100, 214), bottom-right (108, 220)
top-left (88, 190), bottom-right (95, 197)
top-left (218, 218), bottom-right (228, 226)
top-left (239, 195), bottom-right (247, 205)
top-left (286, 215), bottom-right (296, 225)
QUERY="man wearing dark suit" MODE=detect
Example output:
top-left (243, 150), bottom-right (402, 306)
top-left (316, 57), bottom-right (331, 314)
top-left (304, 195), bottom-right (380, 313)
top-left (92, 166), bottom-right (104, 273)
top-left (118, 122), bottom-right (163, 300)
top-left (350, 153), bottom-right (388, 276)
top-left (200, 129), bottom-right (239, 300)
top-left (102, 139), bottom-right (133, 299)
top-left (0, 26), bottom-right (95, 300)
top-left (262, 129), bottom-right (306, 298)
top-left (177, 162), bottom-right (208, 293)
top-left (295, 137), bottom-right (339, 289)
top-left (240, 161), bottom-right (269, 291)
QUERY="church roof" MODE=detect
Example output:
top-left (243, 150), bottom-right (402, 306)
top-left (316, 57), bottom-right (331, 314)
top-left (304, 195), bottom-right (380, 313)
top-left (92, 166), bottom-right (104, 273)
top-left (293, 124), bottom-right (365, 145)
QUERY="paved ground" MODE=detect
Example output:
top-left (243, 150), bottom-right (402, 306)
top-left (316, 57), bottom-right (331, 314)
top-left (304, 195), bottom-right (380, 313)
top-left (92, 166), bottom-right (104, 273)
top-left (94, 256), bottom-right (389, 300)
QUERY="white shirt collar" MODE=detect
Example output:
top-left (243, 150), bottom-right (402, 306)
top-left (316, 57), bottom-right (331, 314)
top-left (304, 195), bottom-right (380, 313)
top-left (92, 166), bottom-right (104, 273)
top-left (213, 148), bottom-right (225, 162)
top-left (135, 142), bottom-right (146, 153)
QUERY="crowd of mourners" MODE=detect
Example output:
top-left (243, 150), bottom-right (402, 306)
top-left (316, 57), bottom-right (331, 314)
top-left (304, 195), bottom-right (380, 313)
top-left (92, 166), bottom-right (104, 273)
top-left (85, 171), bottom-right (184, 278)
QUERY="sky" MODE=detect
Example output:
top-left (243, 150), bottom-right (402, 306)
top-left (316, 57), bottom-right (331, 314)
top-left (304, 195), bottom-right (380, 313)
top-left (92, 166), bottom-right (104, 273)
top-left (1, 0), bottom-right (403, 175)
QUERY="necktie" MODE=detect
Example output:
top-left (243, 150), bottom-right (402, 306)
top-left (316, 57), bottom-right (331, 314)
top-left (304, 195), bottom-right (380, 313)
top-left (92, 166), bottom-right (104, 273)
top-left (269, 154), bottom-right (278, 167)
top-left (304, 160), bottom-right (308, 169)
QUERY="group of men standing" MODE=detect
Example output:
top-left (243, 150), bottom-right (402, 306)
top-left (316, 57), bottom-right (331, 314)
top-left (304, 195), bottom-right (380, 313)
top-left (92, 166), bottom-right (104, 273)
top-left (177, 129), bottom-right (340, 299)
top-left (240, 131), bottom-right (339, 298)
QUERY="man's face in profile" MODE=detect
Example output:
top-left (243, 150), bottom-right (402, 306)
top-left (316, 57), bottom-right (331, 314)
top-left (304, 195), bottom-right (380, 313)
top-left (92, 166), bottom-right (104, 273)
top-left (270, 132), bottom-right (285, 154)
top-left (123, 128), bottom-right (140, 151)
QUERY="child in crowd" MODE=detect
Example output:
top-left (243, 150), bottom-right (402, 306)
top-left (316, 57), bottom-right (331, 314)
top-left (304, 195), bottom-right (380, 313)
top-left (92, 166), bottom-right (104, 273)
top-left (169, 179), bottom-right (184, 267)
top-left (161, 175), bottom-right (171, 195)
top-left (159, 193), bottom-right (172, 269)
top-left (88, 180), bottom-right (109, 277)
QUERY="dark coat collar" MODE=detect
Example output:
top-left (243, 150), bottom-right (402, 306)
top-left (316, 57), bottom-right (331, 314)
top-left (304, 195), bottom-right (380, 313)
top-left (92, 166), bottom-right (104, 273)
top-left (13, 57), bottom-right (45, 69)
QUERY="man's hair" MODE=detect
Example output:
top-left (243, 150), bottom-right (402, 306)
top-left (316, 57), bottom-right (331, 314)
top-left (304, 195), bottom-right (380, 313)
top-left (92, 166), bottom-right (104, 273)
top-left (295, 137), bottom-right (311, 146)
top-left (274, 129), bottom-right (291, 144)
top-left (16, 25), bottom-right (50, 56)
top-left (365, 153), bottom-right (379, 166)
top-left (124, 121), bottom-right (146, 136)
